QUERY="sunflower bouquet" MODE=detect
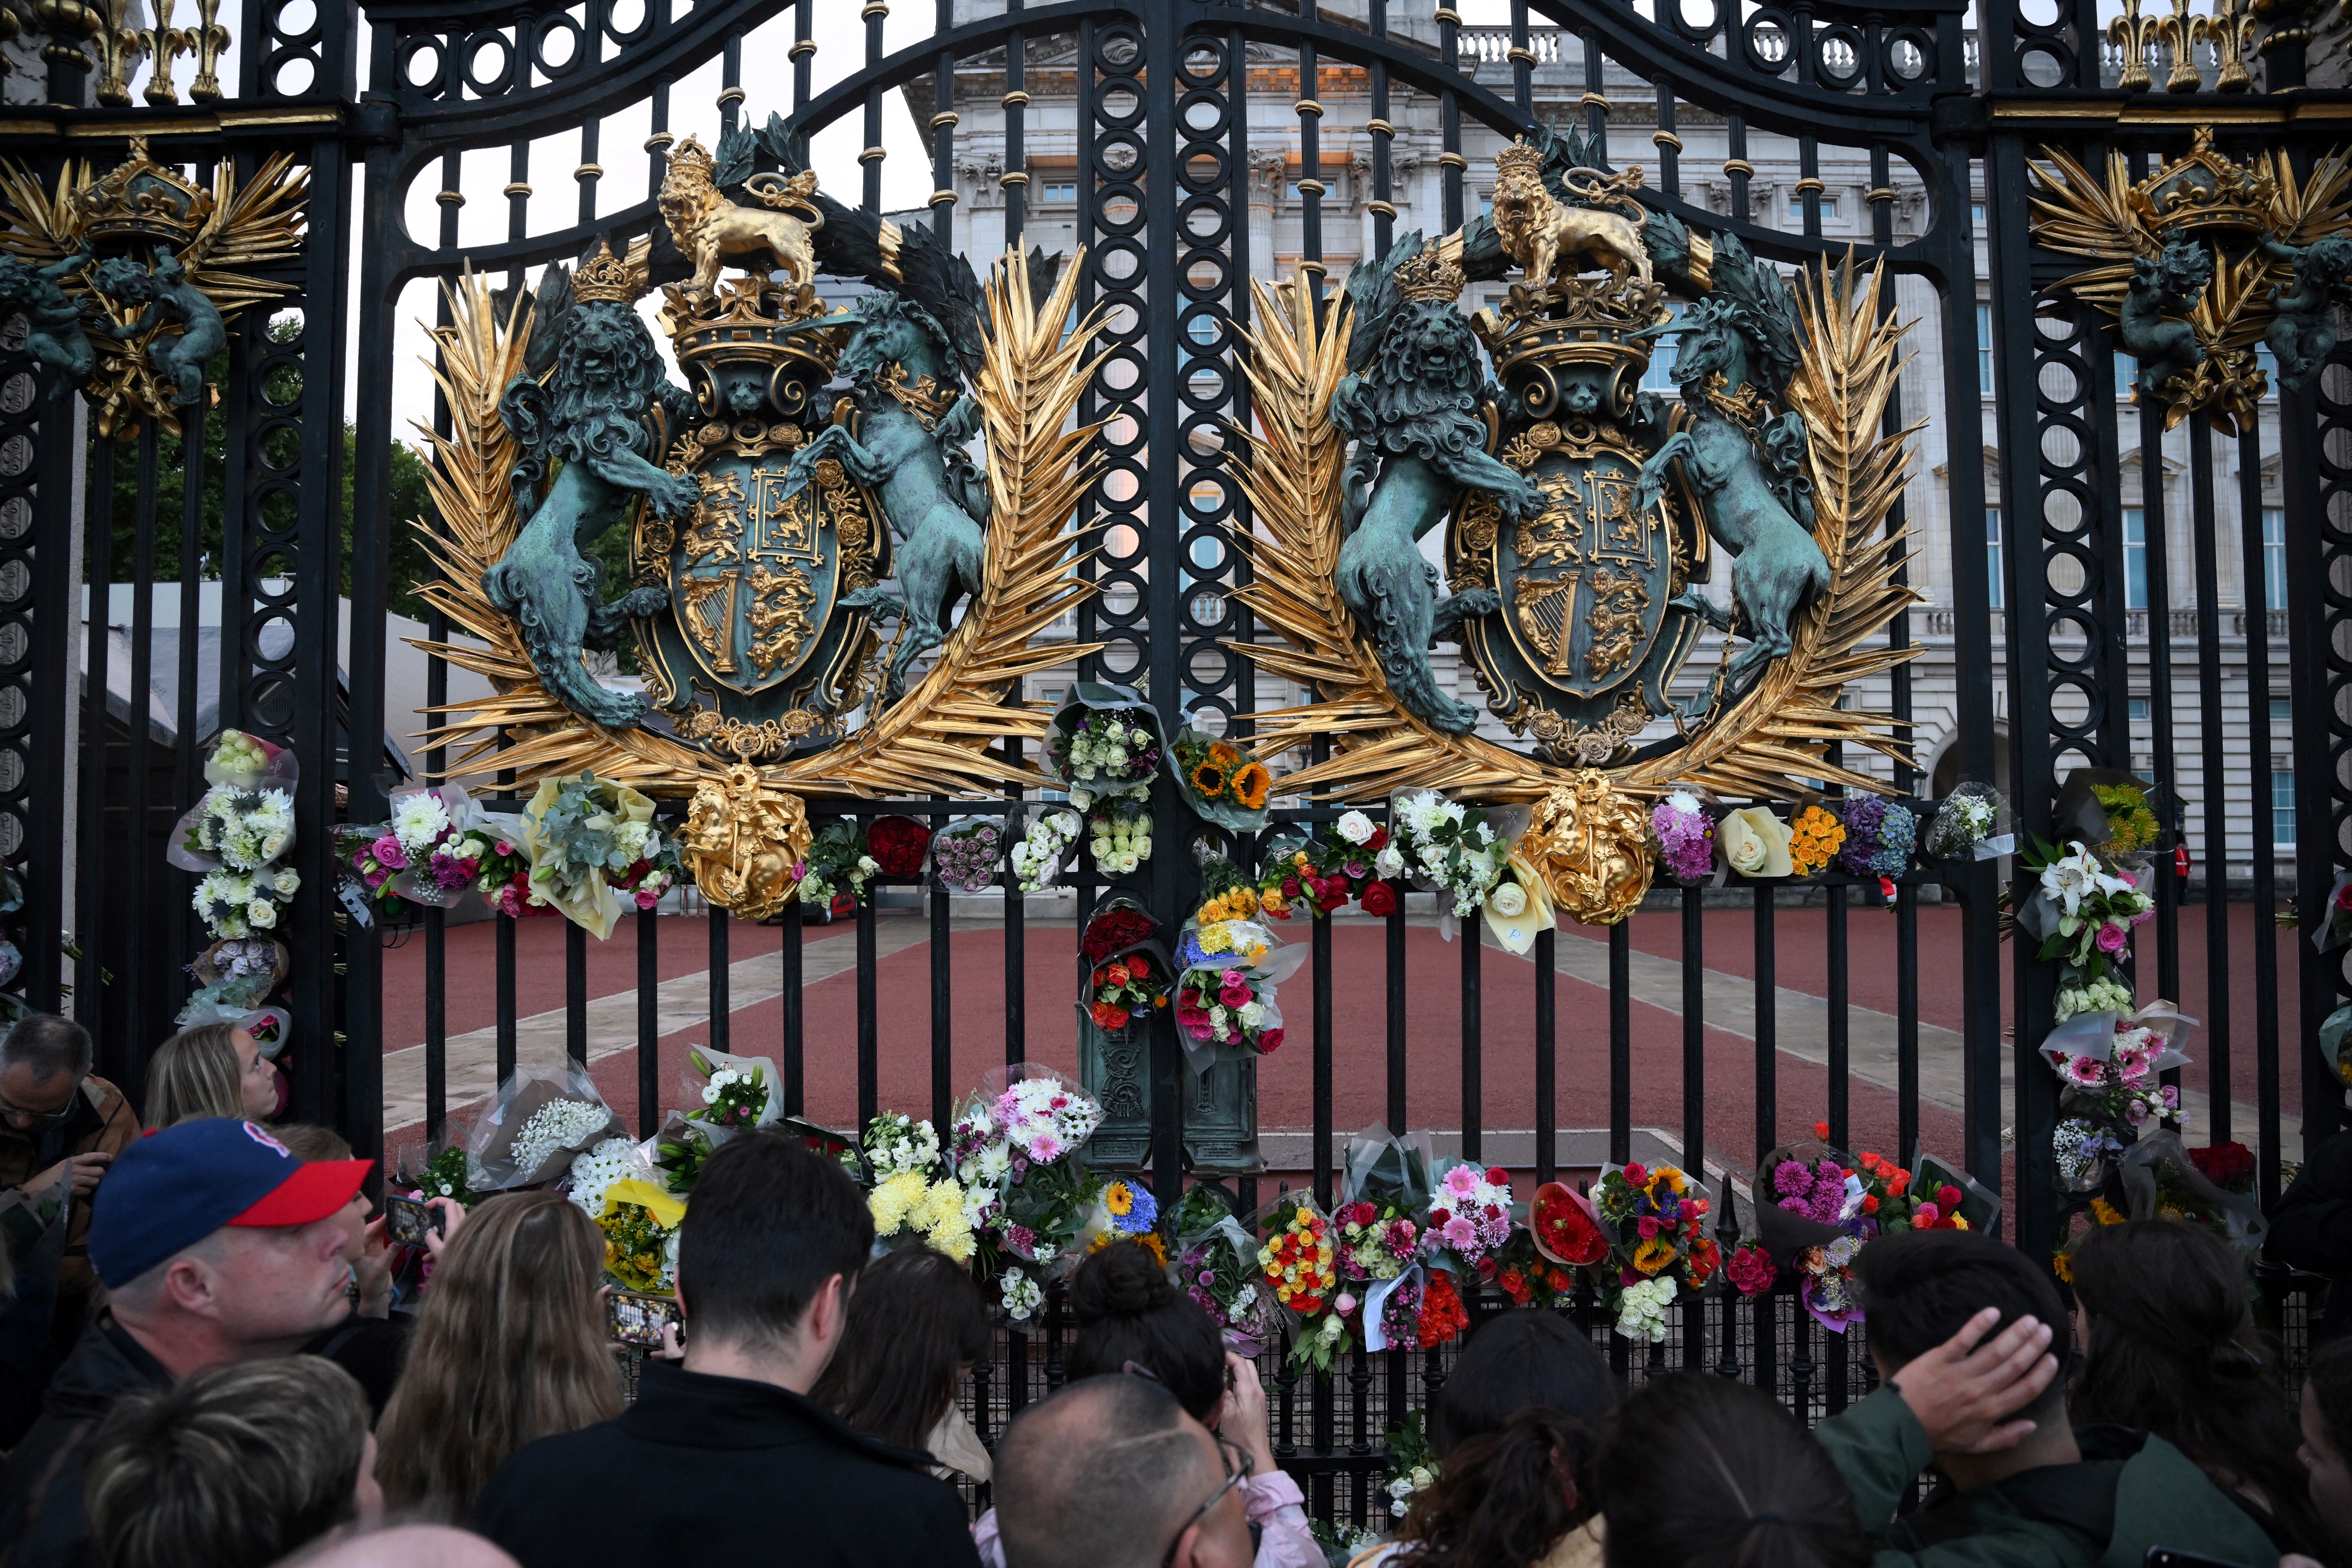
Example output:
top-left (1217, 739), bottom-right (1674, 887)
top-left (1171, 724), bottom-right (1274, 830)
top-left (1589, 1161), bottom-right (1719, 1342)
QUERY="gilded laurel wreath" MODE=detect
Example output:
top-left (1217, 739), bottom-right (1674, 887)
top-left (409, 252), bottom-right (1106, 803)
top-left (1227, 254), bottom-right (1920, 806)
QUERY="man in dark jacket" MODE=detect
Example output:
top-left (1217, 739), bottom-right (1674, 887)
top-left (1820, 1228), bottom-right (2283, 1568)
top-left (0, 1118), bottom-right (369, 1568)
top-left (0, 1015), bottom-right (142, 1365)
top-left (475, 1132), bottom-right (980, 1568)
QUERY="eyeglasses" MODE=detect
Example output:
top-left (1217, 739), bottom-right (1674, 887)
top-left (0, 1086), bottom-right (77, 1126)
top-left (1160, 1433), bottom-right (1252, 1568)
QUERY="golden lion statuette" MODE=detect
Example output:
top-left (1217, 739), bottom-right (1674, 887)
top-left (681, 765), bottom-right (814, 922)
top-left (1525, 771), bottom-right (1657, 927)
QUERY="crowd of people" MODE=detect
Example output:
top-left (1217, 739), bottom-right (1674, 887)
top-left (0, 1011), bottom-right (2343, 1567)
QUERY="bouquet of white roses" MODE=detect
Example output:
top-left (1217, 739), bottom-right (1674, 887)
top-left (1045, 684), bottom-right (1164, 795)
top-left (1010, 808), bottom-right (1082, 893)
top-left (192, 864), bottom-right (301, 941)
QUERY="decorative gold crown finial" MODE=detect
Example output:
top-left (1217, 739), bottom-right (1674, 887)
top-left (1495, 136), bottom-right (1544, 179)
top-left (667, 135), bottom-right (717, 179)
top-left (572, 241), bottom-right (639, 303)
top-left (1395, 246), bottom-right (1466, 303)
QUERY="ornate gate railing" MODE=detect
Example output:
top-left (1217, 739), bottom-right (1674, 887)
top-left (0, 0), bottom-right (2339, 1532)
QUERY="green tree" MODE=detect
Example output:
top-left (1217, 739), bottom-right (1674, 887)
top-left (96, 394), bottom-right (440, 626)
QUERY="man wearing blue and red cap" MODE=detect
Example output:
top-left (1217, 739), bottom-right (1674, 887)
top-left (0, 1118), bottom-right (369, 1568)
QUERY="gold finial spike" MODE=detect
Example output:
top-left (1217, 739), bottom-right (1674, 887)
top-left (141, 0), bottom-right (188, 105)
top-left (2203, 0), bottom-right (2257, 91)
top-left (2109, 0), bottom-right (2157, 91)
top-left (2156, 0), bottom-right (2205, 91)
top-left (91, 0), bottom-right (145, 107)
top-left (185, 0), bottom-right (229, 102)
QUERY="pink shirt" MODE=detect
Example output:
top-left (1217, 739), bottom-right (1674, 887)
top-left (972, 1467), bottom-right (1324, 1568)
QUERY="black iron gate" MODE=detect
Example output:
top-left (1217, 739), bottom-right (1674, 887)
top-left (0, 0), bottom-right (2339, 1529)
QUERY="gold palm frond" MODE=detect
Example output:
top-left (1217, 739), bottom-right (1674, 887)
top-left (781, 249), bottom-right (1108, 796)
top-left (408, 250), bottom-right (1107, 800)
top-left (182, 153), bottom-right (309, 318)
top-left (0, 159), bottom-right (82, 267)
top-left (2029, 146), bottom-right (2150, 305)
top-left (1229, 258), bottom-right (1919, 805)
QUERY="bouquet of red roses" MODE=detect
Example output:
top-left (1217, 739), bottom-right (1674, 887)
top-left (865, 816), bottom-right (933, 879)
top-left (1088, 949), bottom-right (1167, 1034)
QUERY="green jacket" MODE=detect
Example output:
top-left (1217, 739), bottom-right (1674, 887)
top-left (1817, 1387), bottom-right (2283, 1568)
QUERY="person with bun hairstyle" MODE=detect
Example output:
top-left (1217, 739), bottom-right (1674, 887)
top-left (2069, 1219), bottom-right (2332, 1558)
top-left (1598, 1374), bottom-right (1869, 1568)
top-left (1355, 1310), bottom-right (1617, 1568)
top-left (971, 1239), bottom-right (1321, 1568)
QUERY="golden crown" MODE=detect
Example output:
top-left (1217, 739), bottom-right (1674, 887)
top-left (666, 135), bottom-right (717, 184)
top-left (1395, 246), bottom-right (1466, 303)
top-left (572, 241), bottom-right (639, 303)
top-left (2130, 128), bottom-right (2274, 240)
top-left (1494, 137), bottom-right (1544, 180)
top-left (75, 138), bottom-right (212, 250)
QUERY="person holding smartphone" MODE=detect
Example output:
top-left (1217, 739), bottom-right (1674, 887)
top-left (0, 1015), bottom-right (140, 1370)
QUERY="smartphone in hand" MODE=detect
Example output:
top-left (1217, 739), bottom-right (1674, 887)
top-left (607, 1290), bottom-right (682, 1348)
top-left (384, 1194), bottom-right (442, 1248)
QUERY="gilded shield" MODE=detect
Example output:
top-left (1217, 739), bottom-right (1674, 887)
top-left (1491, 440), bottom-right (1671, 701)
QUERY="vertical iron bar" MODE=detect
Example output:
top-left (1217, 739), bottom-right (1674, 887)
top-left (783, 900), bottom-right (806, 1116)
top-left (1461, 922), bottom-right (1482, 1162)
top-left (2190, 418), bottom-right (2230, 1141)
top-left (1535, 927), bottom-right (1556, 1185)
top-left (639, 900), bottom-right (660, 1137)
top-left (1755, 886), bottom-right (1776, 1161)
top-left (1827, 889), bottom-right (1849, 1146)
top-left (709, 901), bottom-right (731, 1055)
top-left (1609, 921), bottom-right (1631, 1165)
top-left (567, 921), bottom-right (587, 1067)
top-left (2237, 424), bottom-right (2280, 1201)
top-left (1682, 884), bottom-right (1705, 1176)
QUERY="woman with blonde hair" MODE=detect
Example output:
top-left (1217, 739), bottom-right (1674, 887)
top-left (373, 1189), bottom-right (622, 1518)
top-left (143, 1023), bottom-right (275, 1126)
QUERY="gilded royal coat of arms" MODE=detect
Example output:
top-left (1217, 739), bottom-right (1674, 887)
top-left (413, 113), bottom-right (1105, 918)
top-left (1231, 127), bottom-right (1923, 920)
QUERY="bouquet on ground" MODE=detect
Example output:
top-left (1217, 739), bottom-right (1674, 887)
top-left (1385, 790), bottom-right (1528, 928)
top-left (797, 820), bottom-right (878, 910)
top-left (1718, 805), bottom-right (1795, 880)
top-left (1923, 780), bottom-right (2014, 861)
top-left (864, 816), bottom-right (933, 880)
top-left (1080, 895), bottom-right (1172, 1040)
top-left (520, 773), bottom-right (673, 939)
top-left (643, 1111), bottom-right (716, 1196)
top-left (2014, 838), bottom-right (2153, 983)
top-left (684, 1045), bottom-right (780, 1137)
top-left (1173, 915), bottom-right (1304, 1064)
top-left (1170, 722), bottom-right (1274, 831)
top-left (1651, 791), bottom-right (1717, 885)
top-left (1837, 797), bottom-right (1917, 897)
top-left (1010, 807), bottom-right (1082, 893)
top-left (597, 1178), bottom-right (685, 1292)
top-left (467, 1064), bottom-right (627, 1191)
top-left (406, 1139), bottom-right (479, 1208)
top-left (1257, 1192), bottom-right (1348, 1371)
top-left (930, 816), bottom-right (1008, 894)
top-left (2055, 1127), bottom-right (2267, 1278)
top-left (1786, 804), bottom-right (1847, 878)
top-left (565, 1134), bottom-right (640, 1218)
top-left (1257, 810), bottom-right (1393, 919)
top-left (1588, 1161), bottom-right (1718, 1342)
top-left (1167, 1186), bottom-right (1272, 1355)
